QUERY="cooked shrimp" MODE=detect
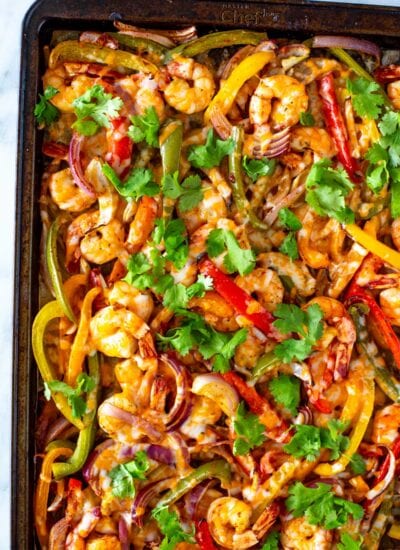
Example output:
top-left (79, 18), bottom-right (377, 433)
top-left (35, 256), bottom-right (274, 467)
top-left (258, 252), bottom-right (317, 297)
top-left (290, 127), bottom-right (336, 159)
top-left (80, 219), bottom-right (125, 265)
top-left (392, 218), bottom-right (400, 251)
top-left (207, 497), bottom-right (258, 549)
top-left (134, 75), bottom-right (166, 120)
top-left (42, 66), bottom-right (94, 112)
top-left (180, 184), bottom-right (228, 233)
top-left (371, 404), bottom-right (400, 446)
top-left (190, 291), bottom-right (240, 332)
top-left (106, 281), bottom-right (154, 322)
top-left (388, 80), bottom-right (400, 110)
top-left (180, 395), bottom-right (222, 440)
top-left (49, 168), bottom-right (97, 212)
top-left (234, 327), bottom-right (266, 369)
top-left (163, 55), bottom-right (216, 114)
top-left (85, 534), bottom-right (122, 550)
top-left (235, 268), bottom-right (284, 311)
top-left (379, 287), bottom-right (400, 325)
top-left (249, 75), bottom-right (308, 130)
top-left (126, 196), bottom-right (159, 253)
top-left (281, 517), bottom-right (332, 550)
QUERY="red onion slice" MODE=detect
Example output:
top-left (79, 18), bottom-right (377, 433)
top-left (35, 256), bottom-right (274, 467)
top-left (147, 444), bottom-right (175, 465)
top-left (118, 514), bottom-right (131, 550)
top-left (115, 21), bottom-right (197, 46)
top-left (98, 402), bottom-right (162, 440)
top-left (160, 352), bottom-right (192, 431)
top-left (264, 127), bottom-right (291, 158)
top-left (184, 480), bottom-right (214, 520)
top-left (68, 132), bottom-right (96, 198)
top-left (83, 438), bottom-right (115, 484)
top-left (264, 183), bottom-right (305, 226)
top-left (312, 35), bottom-right (381, 60)
top-left (366, 448), bottom-right (396, 500)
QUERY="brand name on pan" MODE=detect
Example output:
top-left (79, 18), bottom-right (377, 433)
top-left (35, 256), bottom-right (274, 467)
top-left (220, 3), bottom-right (271, 26)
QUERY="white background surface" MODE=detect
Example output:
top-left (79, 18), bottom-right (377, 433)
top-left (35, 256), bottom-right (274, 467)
top-left (1, 0), bottom-right (400, 547)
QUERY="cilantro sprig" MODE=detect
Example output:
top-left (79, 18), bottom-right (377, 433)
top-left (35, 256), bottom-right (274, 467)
top-left (272, 303), bottom-right (324, 363)
top-left (268, 374), bottom-right (301, 416)
top-left (305, 159), bottom-right (355, 223)
top-left (72, 84), bottom-right (123, 136)
top-left (162, 172), bottom-right (204, 213)
top-left (346, 77), bottom-right (385, 120)
top-left (338, 532), bottom-right (364, 550)
top-left (109, 451), bottom-right (150, 498)
top-left (285, 482), bottom-right (364, 530)
top-left (284, 420), bottom-right (349, 462)
top-left (261, 531), bottom-right (279, 550)
top-left (188, 129), bottom-right (234, 169)
top-left (299, 111), bottom-right (315, 126)
top-left (349, 453), bottom-right (367, 475)
top-left (242, 156), bottom-right (276, 182)
top-left (128, 106), bottom-right (160, 147)
top-left (278, 208), bottom-right (303, 261)
top-left (34, 85), bottom-right (60, 126)
top-left (102, 164), bottom-right (159, 200)
top-left (233, 401), bottom-right (266, 455)
top-left (152, 506), bottom-right (195, 550)
top-left (206, 228), bottom-right (256, 276)
top-left (44, 373), bottom-right (95, 419)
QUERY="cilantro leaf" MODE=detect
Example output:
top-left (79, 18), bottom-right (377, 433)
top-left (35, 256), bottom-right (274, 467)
top-left (161, 171), bottom-right (181, 199)
top-left (128, 106), bottom-right (160, 147)
top-left (102, 164), bottom-right (159, 200)
top-left (299, 111), bottom-right (315, 126)
top-left (268, 374), bottom-right (301, 416)
top-left (109, 450), bottom-right (150, 499)
top-left (261, 531), bottom-right (279, 550)
top-left (273, 303), bottom-right (308, 337)
top-left (206, 228), bottom-right (255, 276)
top-left (46, 373), bottom-right (95, 419)
top-left (188, 129), bottom-right (234, 169)
top-left (242, 155), bottom-right (276, 182)
top-left (162, 274), bottom-right (213, 311)
top-left (161, 172), bottom-right (204, 213)
top-left (284, 425), bottom-right (322, 461)
top-left (286, 482), bottom-right (364, 529)
top-left (305, 159), bottom-right (355, 223)
top-left (187, 274), bottom-right (213, 299)
top-left (34, 85), bottom-right (60, 126)
top-left (379, 111), bottom-right (400, 167)
top-left (350, 453), bottom-right (367, 475)
top-left (233, 401), bottom-right (266, 455)
top-left (152, 506), bottom-right (195, 550)
top-left (338, 532), bottom-right (364, 550)
top-left (346, 77), bottom-right (385, 120)
top-left (279, 233), bottom-right (299, 260)
top-left (320, 419), bottom-right (349, 460)
top-left (72, 84), bottom-right (123, 136)
top-left (164, 218), bottom-right (189, 269)
top-left (278, 208), bottom-right (303, 231)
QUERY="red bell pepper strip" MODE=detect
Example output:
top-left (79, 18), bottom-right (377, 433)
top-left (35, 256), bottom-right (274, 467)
top-left (42, 141), bottom-right (69, 159)
top-left (199, 258), bottom-right (280, 339)
top-left (106, 116), bottom-right (133, 177)
top-left (346, 285), bottom-right (400, 371)
top-left (195, 520), bottom-right (217, 550)
top-left (374, 64), bottom-right (400, 84)
top-left (318, 72), bottom-right (362, 183)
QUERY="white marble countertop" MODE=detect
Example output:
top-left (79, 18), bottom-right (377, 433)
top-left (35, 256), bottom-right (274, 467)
top-left (2, 0), bottom-right (400, 546)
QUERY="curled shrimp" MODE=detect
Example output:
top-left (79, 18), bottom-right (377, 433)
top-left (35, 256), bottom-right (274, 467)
top-left (235, 268), bottom-right (284, 311)
top-left (207, 497), bottom-right (258, 549)
top-left (163, 55), bottom-right (216, 114)
top-left (234, 327), bottom-right (267, 370)
top-left (281, 517), bottom-right (332, 550)
top-left (258, 252), bottom-right (316, 297)
top-left (371, 404), bottom-right (400, 446)
top-left (126, 196), bottom-right (159, 253)
top-left (42, 65), bottom-right (94, 112)
top-left (180, 183), bottom-right (228, 233)
top-left (290, 127), bottom-right (336, 159)
top-left (49, 168), bottom-right (97, 212)
top-left (80, 219), bottom-right (125, 265)
top-left (380, 287), bottom-right (400, 325)
top-left (190, 291), bottom-right (240, 332)
top-left (249, 75), bottom-right (308, 130)
top-left (106, 281), bottom-right (154, 322)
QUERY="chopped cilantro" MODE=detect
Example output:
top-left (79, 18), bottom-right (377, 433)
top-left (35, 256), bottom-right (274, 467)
top-left (163, 274), bottom-right (213, 311)
top-left (102, 164), bottom-right (159, 200)
top-left (128, 106), bottom-right (160, 147)
top-left (161, 172), bottom-right (204, 213)
top-left (284, 421), bottom-right (349, 462)
top-left (349, 453), bottom-right (367, 475)
top-left (206, 228), bottom-right (256, 276)
top-left (242, 155), bottom-right (276, 182)
top-left (261, 531), bottom-right (279, 550)
top-left (44, 373), bottom-right (95, 419)
top-left (286, 482), bottom-right (364, 529)
top-left (34, 85), bottom-right (60, 126)
top-left (163, 218), bottom-right (189, 269)
top-left (233, 401), bottom-right (266, 456)
top-left (346, 77), bottom-right (385, 120)
top-left (299, 111), bottom-right (315, 126)
top-left (72, 84), bottom-right (123, 136)
top-left (152, 506), bottom-right (195, 550)
top-left (305, 159), bottom-right (355, 224)
top-left (188, 129), bottom-right (234, 169)
top-left (279, 232), bottom-right (299, 260)
top-left (278, 208), bottom-right (303, 231)
top-left (338, 532), bottom-right (364, 550)
top-left (109, 450), bottom-right (150, 498)
top-left (268, 374), bottom-right (300, 416)
top-left (272, 303), bottom-right (324, 362)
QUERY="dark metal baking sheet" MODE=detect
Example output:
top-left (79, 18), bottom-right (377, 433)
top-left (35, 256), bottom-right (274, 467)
top-left (13, 0), bottom-right (400, 547)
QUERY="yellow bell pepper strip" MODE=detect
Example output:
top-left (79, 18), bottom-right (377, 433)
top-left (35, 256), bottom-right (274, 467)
top-left (345, 223), bottom-right (400, 270)
top-left (315, 363), bottom-right (374, 476)
top-left (229, 126), bottom-right (269, 230)
top-left (49, 40), bottom-right (158, 75)
top-left (160, 120), bottom-right (183, 221)
top-left (32, 301), bottom-right (84, 429)
top-left (155, 460), bottom-right (231, 509)
top-left (66, 286), bottom-right (101, 386)
top-left (34, 445), bottom-right (73, 548)
top-left (52, 353), bottom-right (100, 480)
top-left (204, 51), bottom-right (275, 124)
top-left (167, 30), bottom-right (267, 60)
top-left (63, 273), bottom-right (88, 310)
top-left (46, 215), bottom-right (76, 324)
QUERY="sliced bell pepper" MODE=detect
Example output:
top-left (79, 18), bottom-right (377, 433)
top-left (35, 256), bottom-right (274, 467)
top-left (363, 482), bottom-right (393, 550)
top-left (155, 460), bottom-right (231, 509)
top-left (160, 120), bottom-right (183, 221)
top-left (252, 351), bottom-right (281, 380)
top-left (318, 72), bottom-right (362, 183)
top-left (329, 47), bottom-right (375, 82)
top-left (199, 258), bottom-right (280, 339)
top-left (49, 40), bottom-right (158, 74)
top-left (345, 223), bottom-right (400, 270)
top-left (108, 32), bottom-right (167, 62)
top-left (229, 126), bottom-right (269, 230)
top-left (195, 519), bottom-right (217, 550)
top-left (204, 51), bottom-right (275, 123)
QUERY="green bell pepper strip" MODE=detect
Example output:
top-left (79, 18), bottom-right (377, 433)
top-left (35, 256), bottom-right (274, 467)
top-left (52, 353), bottom-right (100, 479)
top-left (252, 350), bottom-right (281, 381)
top-left (45, 439), bottom-right (76, 452)
top-left (160, 120), bottom-right (183, 220)
top-left (46, 215), bottom-right (76, 324)
top-left (362, 482), bottom-right (394, 550)
top-left (32, 301), bottom-right (84, 430)
top-left (49, 40), bottom-right (158, 75)
top-left (349, 304), bottom-right (400, 402)
top-left (166, 30), bottom-right (267, 60)
top-left (229, 126), bottom-right (269, 230)
top-left (155, 460), bottom-right (231, 509)
top-left (109, 32), bottom-right (167, 62)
